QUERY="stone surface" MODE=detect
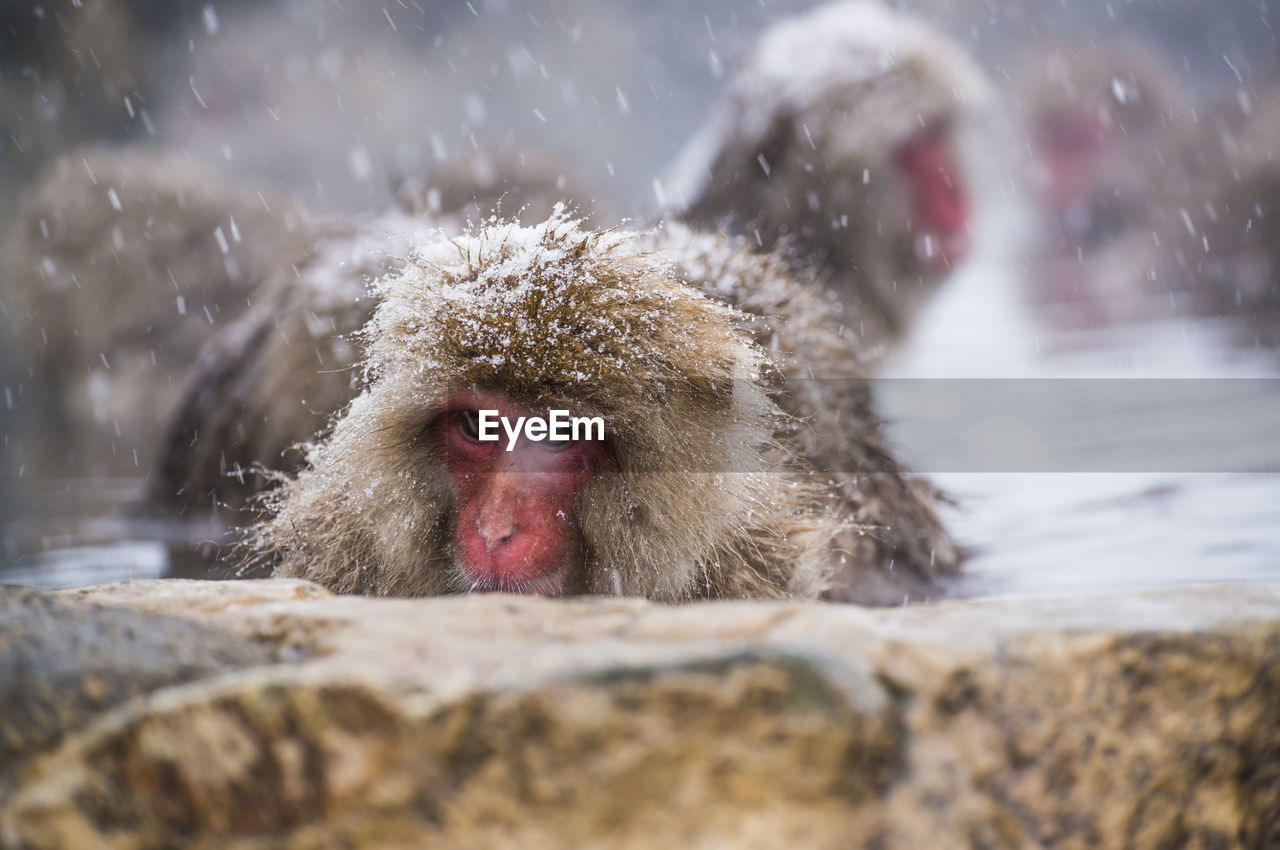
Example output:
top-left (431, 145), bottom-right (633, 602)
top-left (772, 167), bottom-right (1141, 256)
top-left (0, 586), bottom-right (278, 779)
top-left (1, 579), bottom-right (1278, 849)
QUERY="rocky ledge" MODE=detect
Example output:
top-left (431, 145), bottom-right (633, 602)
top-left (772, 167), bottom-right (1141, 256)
top-left (1, 579), bottom-right (1277, 849)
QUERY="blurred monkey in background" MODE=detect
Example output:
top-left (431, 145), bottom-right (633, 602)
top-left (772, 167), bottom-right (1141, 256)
top-left (668, 0), bottom-right (993, 353)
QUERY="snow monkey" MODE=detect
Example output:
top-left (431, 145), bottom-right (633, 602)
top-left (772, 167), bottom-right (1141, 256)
top-left (1014, 40), bottom-right (1193, 255)
top-left (3, 148), bottom-right (309, 475)
top-left (667, 0), bottom-right (992, 348)
top-left (239, 212), bottom-right (954, 604)
top-left (1013, 41), bottom-right (1280, 333)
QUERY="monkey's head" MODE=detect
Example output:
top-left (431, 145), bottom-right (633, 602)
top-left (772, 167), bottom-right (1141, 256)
top-left (670, 1), bottom-right (991, 333)
top-left (251, 211), bottom-right (832, 601)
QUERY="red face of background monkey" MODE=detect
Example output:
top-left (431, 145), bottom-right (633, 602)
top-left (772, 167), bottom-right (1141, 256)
top-left (1017, 40), bottom-right (1192, 248)
top-left (1029, 107), bottom-right (1112, 213)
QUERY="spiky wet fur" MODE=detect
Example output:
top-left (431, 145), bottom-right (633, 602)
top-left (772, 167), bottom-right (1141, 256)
top-left (251, 213), bottom-right (836, 600)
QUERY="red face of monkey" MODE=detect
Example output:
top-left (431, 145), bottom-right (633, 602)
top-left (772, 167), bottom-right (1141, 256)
top-left (440, 389), bottom-right (608, 596)
top-left (893, 120), bottom-right (971, 267)
top-left (1029, 107), bottom-right (1112, 212)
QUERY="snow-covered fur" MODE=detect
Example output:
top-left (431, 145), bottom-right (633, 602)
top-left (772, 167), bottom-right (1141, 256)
top-left (668, 1), bottom-right (991, 344)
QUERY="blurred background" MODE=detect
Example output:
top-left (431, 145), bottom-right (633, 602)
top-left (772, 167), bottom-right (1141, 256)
top-left (1, 0), bottom-right (1278, 596)
top-left (1, 0), bottom-right (1275, 212)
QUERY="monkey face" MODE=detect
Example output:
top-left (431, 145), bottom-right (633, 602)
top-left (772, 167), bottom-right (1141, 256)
top-left (439, 389), bottom-right (608, 596)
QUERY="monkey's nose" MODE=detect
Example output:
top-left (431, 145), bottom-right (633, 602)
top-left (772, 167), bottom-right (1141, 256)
top-left (476, 515), bottom-right (519, 551)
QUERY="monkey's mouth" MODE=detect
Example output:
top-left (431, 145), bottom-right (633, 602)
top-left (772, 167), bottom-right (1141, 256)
top-left (454, 561), bottom-right (570, 597)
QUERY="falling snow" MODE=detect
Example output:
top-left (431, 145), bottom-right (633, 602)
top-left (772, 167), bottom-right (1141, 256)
top-left (0, 0), bottom-right (1276, 602)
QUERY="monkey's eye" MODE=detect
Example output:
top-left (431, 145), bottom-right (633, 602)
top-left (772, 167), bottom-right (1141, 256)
top-left (543, 436), bottom-right (574, 452)
top-left (456, 409), bottom-right (482, 441)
